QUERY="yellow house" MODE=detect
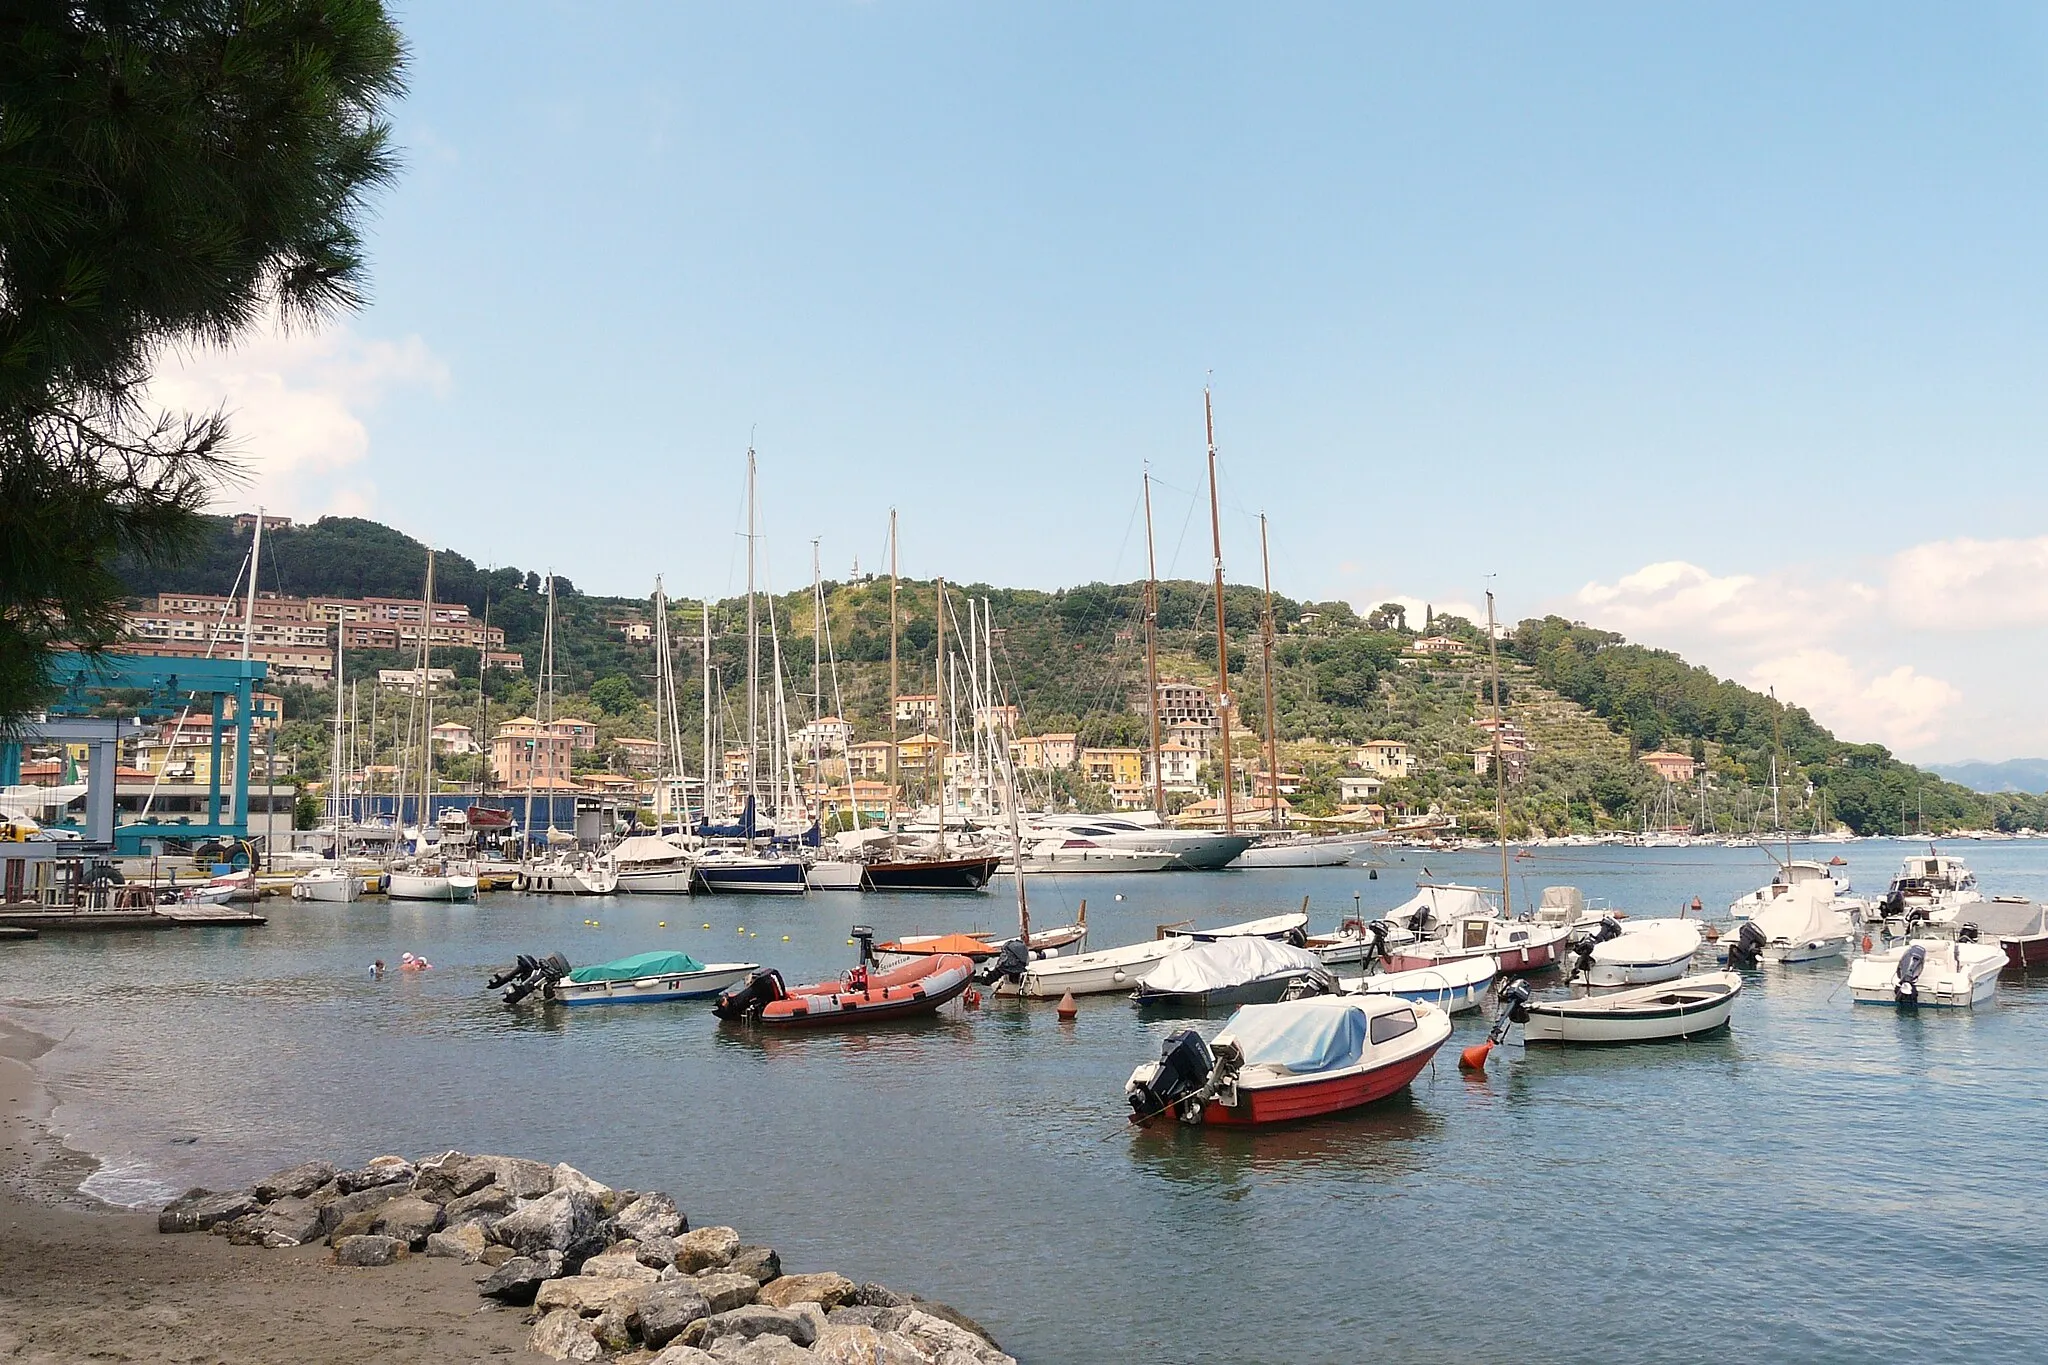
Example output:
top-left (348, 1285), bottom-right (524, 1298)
top-left (1080, 747), bottom-right (1143, 789)
top-left (896, 733), bottom-right (944, 774)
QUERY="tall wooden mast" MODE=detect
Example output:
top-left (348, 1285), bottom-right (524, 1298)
top-left (1205, 387), bottom-right (1236, 834)
top-left (933, 576), bottom-right (947, 857)
top-left (1259, 513), bottom-right (1280, 830)
top-left (1486, 589), bottom-right (1510, 917)
top-left (887, 509), bottom-right (899, 833)
top-left (1142, 468), bottom-right (1164, 818)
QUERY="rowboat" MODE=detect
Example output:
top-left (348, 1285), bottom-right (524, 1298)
top-left (1518, 972), bottom-right (1742, 1044)
top-left (1565, 917), bottom-right (1702, 987)
top-left (712, 953), bottom-right (975, 1027)
top-left (1126, 995), bottom-right (1451, 1126)
top-left (1847, 937), bottom-right (2005, 1008)
top-left (1129, 937), bottom-right (1332, 1011)
top-left (993, 911), bottom-right (1306, 998)
top-left (491, 950), bottom-right (757, 1006)
top-left (1346, 953), bottom-right (1497, 1014)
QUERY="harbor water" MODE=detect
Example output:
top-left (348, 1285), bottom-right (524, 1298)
top-left (7, 839), bottom-right (2048, 1364)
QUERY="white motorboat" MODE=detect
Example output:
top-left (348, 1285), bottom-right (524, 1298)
top-left (1722, 882), bottom-right (1855, 966)
top-left (608, 835), bottom-right (697, 894)
top-left (1130, 937), bottom-right (1333, 1011)
top-left (521, 854), bottom-right (619, 896)
top-left (1847, 937), bottom-right (2004, 1009)
top-left (492, 950), bottom-right (757, 1006)
top-left (1379, 884), bottom-right (1572, 975)
top-left (291, 866), bottom-right (364, 903)
top-left (387, 864), bottom-right (478, 902)
top-left (1564, 917), bottom-right (1703, 987)
top-left (1345, 953), bottom-right (1498, 1014)
top-left (1022, 814), bottom-right (1252, 871)
top-left (1728, 859), bottom-right (1855, 920)
top-left (804, 860), bottom-right (866, 891)
top-left (1159, 910), bottom-right (1310, 943)
top-left (1234, 833), bottom-right (1370, 868)
top-left (1515, 972), bottom-right (1742, 1044)
top-left (1873, 852), bottom-right (1982, 931)
top-left (1005, 836), bottom-right (1179, 875)
top-left (993, 934), bottom-right (1189, 997)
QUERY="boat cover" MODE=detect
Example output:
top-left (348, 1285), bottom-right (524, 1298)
top-left (1216, 998), bottom-right (1370, 1073)
top-left (696, 796), bottom-right (757, 840)
top-left (1750, 882), bottom-right (1845, 943)
top-left (1965, 898), bottom-right (2047, 937)
top-left (568, 951), bottom-right (707, 983)
top-left (879, 933), bottom-right (995, 957)
top-left (1538, 886), bottom-right (1584, 917)
top-left (1387, 884), bottom-right (1496, 926)
top-left (610, 835), bottom-right (688, 864)
top-left (1138, 936), bottom-right (1328, 996)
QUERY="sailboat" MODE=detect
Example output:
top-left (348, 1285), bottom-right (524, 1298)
top-left (516, 570), bottom-right (614, 895)
top-left (387, 549), bottom-right (478, 902)
top-left (612, 579), bottom-right (697, 894)
top-left (692, 448), bottom-right (807, 896)
top-left (294, 627), bottom-right (364, 903)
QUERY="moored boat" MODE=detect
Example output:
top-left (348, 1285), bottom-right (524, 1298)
top-left (1564, 916), bottom-right (1703, 987)
top-left (1129, 937), bottom-right (1332, 1011)
top-left (492, 950), bottom-right (757, 1006)
top-left (1968, 897), bottom-right (2048, 970)
top-left (1347, 953), bottom-right (1498, 1014)
top-left (291, 866), bottom-right (364, 903)
top-left (691, 848), bottom-right (808, 896)
top-left (1847, 936), bottom-right (2004, 1009)
top-left (1513, 972), bottom-right (1743, 1044)
top-left (608, 835), bottom-right (697, 895)
top-left (1125, 995), bottom-right (1452, 1126)
top-left (861, 852), bottom-right (1002, 893)
top-left (712, 953), bottom-right (975, 1027)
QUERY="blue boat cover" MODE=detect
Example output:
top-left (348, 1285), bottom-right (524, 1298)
top-left (568, 951), bottom-right (706, 983)
top-left (1216, 998), bottom-right (1370, 1074)
top-left (769, 818), bottom-right (822, 849)
top-left (696, 796), bottom-right (756, 840)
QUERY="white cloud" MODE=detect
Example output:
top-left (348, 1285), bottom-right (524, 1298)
top-left (1747, 649), bottom-right (1962, 754)
top-left (1573, 560), bottom-right (1872, 642)
top-left (149, 326), bottom-right (448, 518)
top-left (1885, 536), bottom-right (2048, 631)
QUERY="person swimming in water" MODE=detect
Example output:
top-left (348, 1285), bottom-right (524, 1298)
top-left (399, 952), bottom-right (432, 972)
top-left (370, 959), bottom-right (386, 979)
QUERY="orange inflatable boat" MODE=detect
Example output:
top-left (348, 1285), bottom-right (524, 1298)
top-left (713, 953), bottom-right (976, 1028)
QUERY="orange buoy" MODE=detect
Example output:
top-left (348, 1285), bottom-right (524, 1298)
top-left (963, 987), bottom-right (981, 1010)
top-left (1690, 896), bottom-right (1702, 912)
top-left (1459, 1041), bottom-right (1493, 1072)
top-left (1862, 935), bottom-right (1873, 953)
top-left (1056, 990), bottom-right (1078, 1020)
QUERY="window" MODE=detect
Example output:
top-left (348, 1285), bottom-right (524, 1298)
top-left (1368, 1008), bottom-right (1418, 1045)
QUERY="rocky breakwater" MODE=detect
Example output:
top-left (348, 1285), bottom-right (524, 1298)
top-left (157, 1150), bottom-right (1017, 1365)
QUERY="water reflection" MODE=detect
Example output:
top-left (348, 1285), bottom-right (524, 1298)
top-left (1127, 1092), bottom-right (1443, 1189)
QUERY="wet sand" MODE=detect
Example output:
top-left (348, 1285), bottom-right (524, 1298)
top-left (0, 1017), bottom-right (539, 1364)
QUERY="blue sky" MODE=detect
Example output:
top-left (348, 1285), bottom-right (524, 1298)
top-left (163, 3), bottom-right (2048, 761)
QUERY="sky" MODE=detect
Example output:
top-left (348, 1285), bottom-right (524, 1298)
top-left (154, 3), bottom-right (2048, 763)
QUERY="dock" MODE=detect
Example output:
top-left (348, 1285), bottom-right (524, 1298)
top-left (0, 905), bottom-right (267, 933)
top-left (0, 925), bottom-right (37, 941)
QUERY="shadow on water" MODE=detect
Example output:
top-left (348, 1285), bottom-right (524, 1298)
top-left (1125, 1090), bottom-right (1444, 1190)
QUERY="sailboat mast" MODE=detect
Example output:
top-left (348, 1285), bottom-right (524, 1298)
top-left (811, 539), bottom-right (824, 794)
top-left (1142, 469), bottom-right (1164, 819)
top-left (1486, 589), bottom-right (1509, 918)
top-left (887, 511), bottom-right (900, 834)
top-left (1259, 514), bottom-right (1280, 831)
top-left (745, 448), bottom-right (760, 833)
top-left (421, 549), bottom-right (436, 831)
top-left (1205, 388), bottom-right (1236, 834)
top-left (934, 576), bottom-right (947, 858)
top-left (700, 601), bottom-right (713, 822)
top-left (329, 623), bottom-right (345, 831)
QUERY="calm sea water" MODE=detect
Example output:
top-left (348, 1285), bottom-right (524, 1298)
top-left (7, 839), bottom-right (2048, 1364)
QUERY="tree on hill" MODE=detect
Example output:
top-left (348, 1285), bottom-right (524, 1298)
top-left (1, 1), bottom-right (406, 726)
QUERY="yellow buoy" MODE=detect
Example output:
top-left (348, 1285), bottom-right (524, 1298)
top-left (702, 923), bottom-right (711, 930)
top-left (781, 935), bottom-right (790, 941)
top-left (658, 922), bottom-right (667, 928)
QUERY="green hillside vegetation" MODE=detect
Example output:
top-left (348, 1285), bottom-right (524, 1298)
top-left (123, 515), bottom-right (2048, 835)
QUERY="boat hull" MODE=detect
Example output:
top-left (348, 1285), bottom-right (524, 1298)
top-left (548, 964), bottom-right (755, 1005)
top-left (291, 872), bottom-right (363, 903)
top-left (1002, 942), bottom-right (1182, 997)
top-left (1762, 933), bottom-right (1853, 965)
top-left (861, 855), bottom-right (1000, 893)
top-left (804, 861), bottom-right (865, 891)
top-left (2001, 933), bottom-right (2048, 970)
top-left (1522, 975), bottom-right (1742, 1043)
top-left (1205, 1039), bottom-right (1443, 1125)
top-left (1577, 953), bottom-right (1695, 988)
top-left (693, 860), bottom-right (808, 896)
top-left (1384, 932), bottom-right (1562, 976)
top-left (387, 873), bottom-right (476, 902)
top-left (616, 866), bottom-right (696, 895)
top-left (1131, 971), bottom-right (1320, 1012)
top-left (758, 957), bottom-right (974, 1027)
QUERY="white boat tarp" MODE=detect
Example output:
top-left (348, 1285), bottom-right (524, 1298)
top-left (1750, 881), bottom-right (1844, 942)
top-left (1965, 898), bottom-right (2047, 938)
top-left (1216, 998), bottom-right (1371, 1074)
top-left (1599, 918), bottom-right (1704, 963)
top-left (1137, 937), bottom-right (1328, 996)
top-left (1171, 910), bottom-right (1311, 940)
top-left (1387, 884), bottom-right (1496, 929)
top-left (610, 835), bottom-right (688, 864)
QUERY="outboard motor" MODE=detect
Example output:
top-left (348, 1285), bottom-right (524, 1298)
top-left (1364, 918), bottom-right (1396, 970)
top-left (496, 953), bottom-right (569, 1006)
top-left (850, 925), bottom-right (876, 967)
top-left (1566, 916), bottom-right (1624, 982)
top-left (1726, 921), bottom-right (1768, 971)
top-left (975, 937), bottom-right (1034, 987)
top-left (713, 967), bottom-right (788, 1021)
top-left (1127, 1028), bottom-right (1217, 1125)
top-left (1894, 943), bottom-right (1927, 1008)
top-left (1283, 926), bottom-right (1309, 948)
top-left (1407, 904), bottom-right (1435, 938)
top-left (1484, 979), bottom-right (1532, 1047)
top-left (1957, 922), bottom-right (1980, 944)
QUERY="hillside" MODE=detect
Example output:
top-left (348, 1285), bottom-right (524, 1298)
top-left (118, 514), bottom-right (2048, 836)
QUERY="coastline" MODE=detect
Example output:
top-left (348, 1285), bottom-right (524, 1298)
top-left (0, 1014), bottom-right (541, 1363)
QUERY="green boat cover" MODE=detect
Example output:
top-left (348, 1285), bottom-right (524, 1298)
top-left (567, 950), bottom-right (706, 983)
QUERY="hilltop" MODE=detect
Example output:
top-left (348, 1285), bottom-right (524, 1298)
top-left (117, 514), bottom-right (2048, 836)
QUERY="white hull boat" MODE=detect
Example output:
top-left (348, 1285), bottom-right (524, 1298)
top-left (1160, 911), bottom-right (1310, 943)
top-left (1720, 883), bottom-right (1856, 966)
top-left (1566, 917), bottom-right (1703, 987)
top-left (1346, 954), bottom-right (1497, 1014)
top-left (1520, 972), bottom-right (1742, 1044)
top-left (996, 936), bottom-right (1190, 997)
top-left (615, 866), bottom-right (696, 894)
top-left (608, 835), bottom-right (697, 895)
top-left (1234, 834), bottom-right (1369, 868)
top-left (291, 867), bottom-right (364, 903)
top-left (1729, 860), bottom-right (1854, 921)
top-left (1848, 938), bottom-right (2004, 1009)
top-left (522, 859), bottom-right (620, 895)
top-left (805, 860), bottom-right (866, 891)
top-left (387, 869), bottom-right (477, 902)
top-left (1005, 839), bottom-right (1179, 874)
top-left (1130, 938), bottom-right (1334, 1011)
top-left (550, 962), bottom-right (756, 1005)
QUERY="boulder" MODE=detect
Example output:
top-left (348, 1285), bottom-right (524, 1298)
top-left (477, 1244), bottom-right (517, 1269)
top-left (691, 1272), bottom-right (761, 1315)
top-left (222, 1197), bottom-right (322, 1248)
top-left (728, 1246), bottom-right (779, 1284)
top-left (591, 1301), bottom-right (636, 1353)
top-left (443, 1183), bottom-right (516, 1226)
top-left (698, 1305), bottom-right (818, 1351)
top-left (411, 1150), bottom-right (495, 1204)
top-left (579, 1252), bottom-right (660, 1283)
top-left (675, 1225), bottom-right (740, 1273)
top-left (371, 1195), bottom-right (444, 1247)
top-left (715, 1340), bottom-right (815, 1365)
top-left (477, 1252), bottom-right (564, 1305)
top-left (424, 1222), bottom-right (489, 1262)
top-left (826, 1307), bottom-right (910, 1335)
top-left (315, 1182), bottom-right (404, 1237)
top-left (336, 1156), bottom-right (416, 1193)
top-left (652, 1347), bottom-right (719, 1365)
top-left (757, 1272), bottom-right (855, 1311)
top-left (490, 1188), bottom-right (604, 1262)
top-left (631, 1283), bottom-right (711, 1349)
top-left (475, 1154), bottom-right (557, 1198)
top-left (332, 1234), bottom-right (409, 1267)
top-left (896, 1310), bottom-right (1012, 1365)
top-left (534, 1275), bottom-right (647, 1316)
top-left (811, 1324), bottom-right (929, 1365)
top-left (851, 1284), bottom-right (908, 1309)
top-left (251, 1159), bottom-right (336, 1203)
top-left (906, 1301), bottom-right (1002, 1351)
top-left (636, 1234), bottom-right (682, 1269)
top-left (616, 1191), bottom-right (686, 1242)
top-left (529, 1308), bottom-right (603, 1363)
top-left (157, 1189), bottom-right (256, 1234)
top-left (552, 1162), bottom-right (614, 1201)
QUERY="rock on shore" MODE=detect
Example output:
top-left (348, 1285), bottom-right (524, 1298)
top-left (159, 1149), bottom-right (1015, 1365)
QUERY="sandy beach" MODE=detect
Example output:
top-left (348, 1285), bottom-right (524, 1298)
top-left (0, 1017), bottom-right (540, 1364)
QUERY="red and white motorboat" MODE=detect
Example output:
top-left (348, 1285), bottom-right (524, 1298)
top-left (1378, 885), bottom-right (1570, 974)
top-left (1967, 897), bottom-right (2048, 970)
top-left (712, 953), bottom-right (975, 1028)
top-left (1126, 995), bottom-right (1451, 1127)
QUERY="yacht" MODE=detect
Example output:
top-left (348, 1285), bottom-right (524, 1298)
top-left (1021, 812), bottom-right (1252, 871)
